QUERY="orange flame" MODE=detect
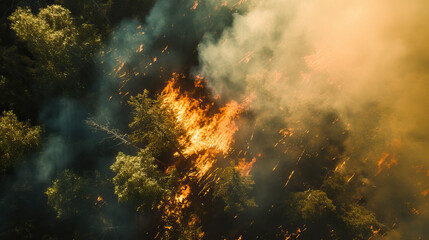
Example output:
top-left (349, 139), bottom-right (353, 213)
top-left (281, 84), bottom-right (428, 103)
top-left (375, 139), bottom-right (401, 176)
top-left (375, 152), bottom-right (398, 176)
top-left (191, 1), bottom-right (199, 10)
top-left (161, 73), bottom-right (243, 158)
top-left (158, 74), bottom-right (246, 235)
top-left (236, 157), bottom-right (256, 176)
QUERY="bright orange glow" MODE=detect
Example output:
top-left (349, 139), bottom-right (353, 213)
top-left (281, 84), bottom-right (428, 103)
top-left (375, 152), bottom-right (398, 176)
top-left (375, 139), bottom-right (401, 176)
top-left (284, 170), bottom-right (295, 188)
top-left (136, 44), bottom-right (143, 53)
top-left (279, 128), bottom-right (294, 137)
top-left (236, 157), bottom-right (256, 176)
top-left (161, 73), bottom-right (243, 158)
top-left (158, 73), bottom-right (247, 234)
top-left (175, 185), bottom-right (191, 203)
top-left (191, 1), bottom-right (199, 10)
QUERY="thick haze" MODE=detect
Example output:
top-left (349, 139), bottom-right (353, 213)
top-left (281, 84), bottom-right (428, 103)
top-left (197, 0), bottom-right (429, 238)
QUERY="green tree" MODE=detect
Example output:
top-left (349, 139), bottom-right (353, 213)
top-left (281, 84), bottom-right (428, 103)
top-left (341, 204), bottom-right (383, 240)
top-left (8, 5), bottom-right (100, 91)
top-left (45, 169), bottom-right (108, 219)
top-left (110, 150), bottom-right (174, 212)
top-left (128, 89), bottom-right (183, 157)
top-left (0, 110), bottom-right (40, 173)
top-left (294, 189), bottom-right (336, 222)
top-left (213, 166), bottom-right (257, 213)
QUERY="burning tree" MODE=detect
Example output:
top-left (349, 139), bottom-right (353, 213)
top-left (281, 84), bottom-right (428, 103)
top-left (107, 73), bottom-right (257, 238)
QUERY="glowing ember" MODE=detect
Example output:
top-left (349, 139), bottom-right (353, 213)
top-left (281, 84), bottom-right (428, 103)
top-left (175, 185), bottom-right (191, 203)
top-left (136, 44), bottom-right (143, 53)
top-left (191, 1), bottom-right (199, 10)
top-left (375, 152), bottom-right (398, 176)
top-left (284, 170), bottom-right (295, 188)
top-left (279, 128), bottom-right (294, 137)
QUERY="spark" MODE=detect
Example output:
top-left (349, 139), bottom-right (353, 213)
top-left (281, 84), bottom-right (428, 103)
top-left (162, 45), bottom-right (169, 53)
top-left (346, 173), bottom-right (355, 183)
top-left (191, 1), bottom-right (199, 10)
top-left (239, 50), bottom-right (255, 64)
top-left (375, 152), bottom-right (398, 176)
top-left (284, 170), bottom-right (295, 188)
top-left (136, 44), bottom-right (143, 53)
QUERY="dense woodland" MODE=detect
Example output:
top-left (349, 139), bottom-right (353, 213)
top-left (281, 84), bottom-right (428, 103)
top-left (0, 0), bottom-right (428, 239)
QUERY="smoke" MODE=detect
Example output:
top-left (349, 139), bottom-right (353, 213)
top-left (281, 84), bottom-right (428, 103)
top-left (197, 0), bottom-right (429, 238)
top-left (0, 0), bottom-right (245, 237)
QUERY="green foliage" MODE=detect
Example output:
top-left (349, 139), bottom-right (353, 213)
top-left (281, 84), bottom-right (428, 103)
top-left (168, 214), bottom-right (205, 240)
top-left (341, 204), bottom-right (383, 240)
top-left (45, 169), bottom-right (107, 219)
top-left (8, 5), bottom-right (100, 90)
top-left (213, 166), bottom-right (257, 212)
top-left (0, 110), bottom-right (40, 172)
top-left (128, 90), bottom-right (183, 157)
top-left (110, 150), bottom-right (173, 211)
top-left (295, 189), bottom-right (336, 222)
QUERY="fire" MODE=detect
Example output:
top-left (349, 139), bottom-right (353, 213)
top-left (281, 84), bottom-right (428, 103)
top-left (236, 157), bottom-right (256, 176)
top-left (375, 152), bottom-right (398, 176)
top-left (375, 139), bottom-right (401, 176)
top-left (161, 73), bottom-right (243, 157)
top-left (190, 150), bottom-right (217, 180)
top-left (158, 73), bottom-right (247, 236)
top-left (174, 185), bottom-right (191, 203)
top-left (159, 184), bottom-right (192, 234)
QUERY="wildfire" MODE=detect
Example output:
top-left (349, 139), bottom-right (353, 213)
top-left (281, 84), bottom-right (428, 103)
top-left (159, 184), bottom-right (192, 235)
top-left (158, 73), bottom-right (248, 237)
top-left (161, 73), bottom-right (243, 157)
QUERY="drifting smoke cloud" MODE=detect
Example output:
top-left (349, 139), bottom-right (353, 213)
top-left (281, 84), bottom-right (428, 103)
top-left (197, 0), bottom-right (429, 238)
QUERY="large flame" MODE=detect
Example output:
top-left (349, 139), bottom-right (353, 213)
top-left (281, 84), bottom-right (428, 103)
top-left (161, 73), bottom-right (243, 158)
top-left (157, 73), bottom-right (248, 236)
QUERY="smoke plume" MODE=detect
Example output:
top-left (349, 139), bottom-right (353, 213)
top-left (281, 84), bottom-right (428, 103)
top-left (197, 0), bottom-right (429, 238)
